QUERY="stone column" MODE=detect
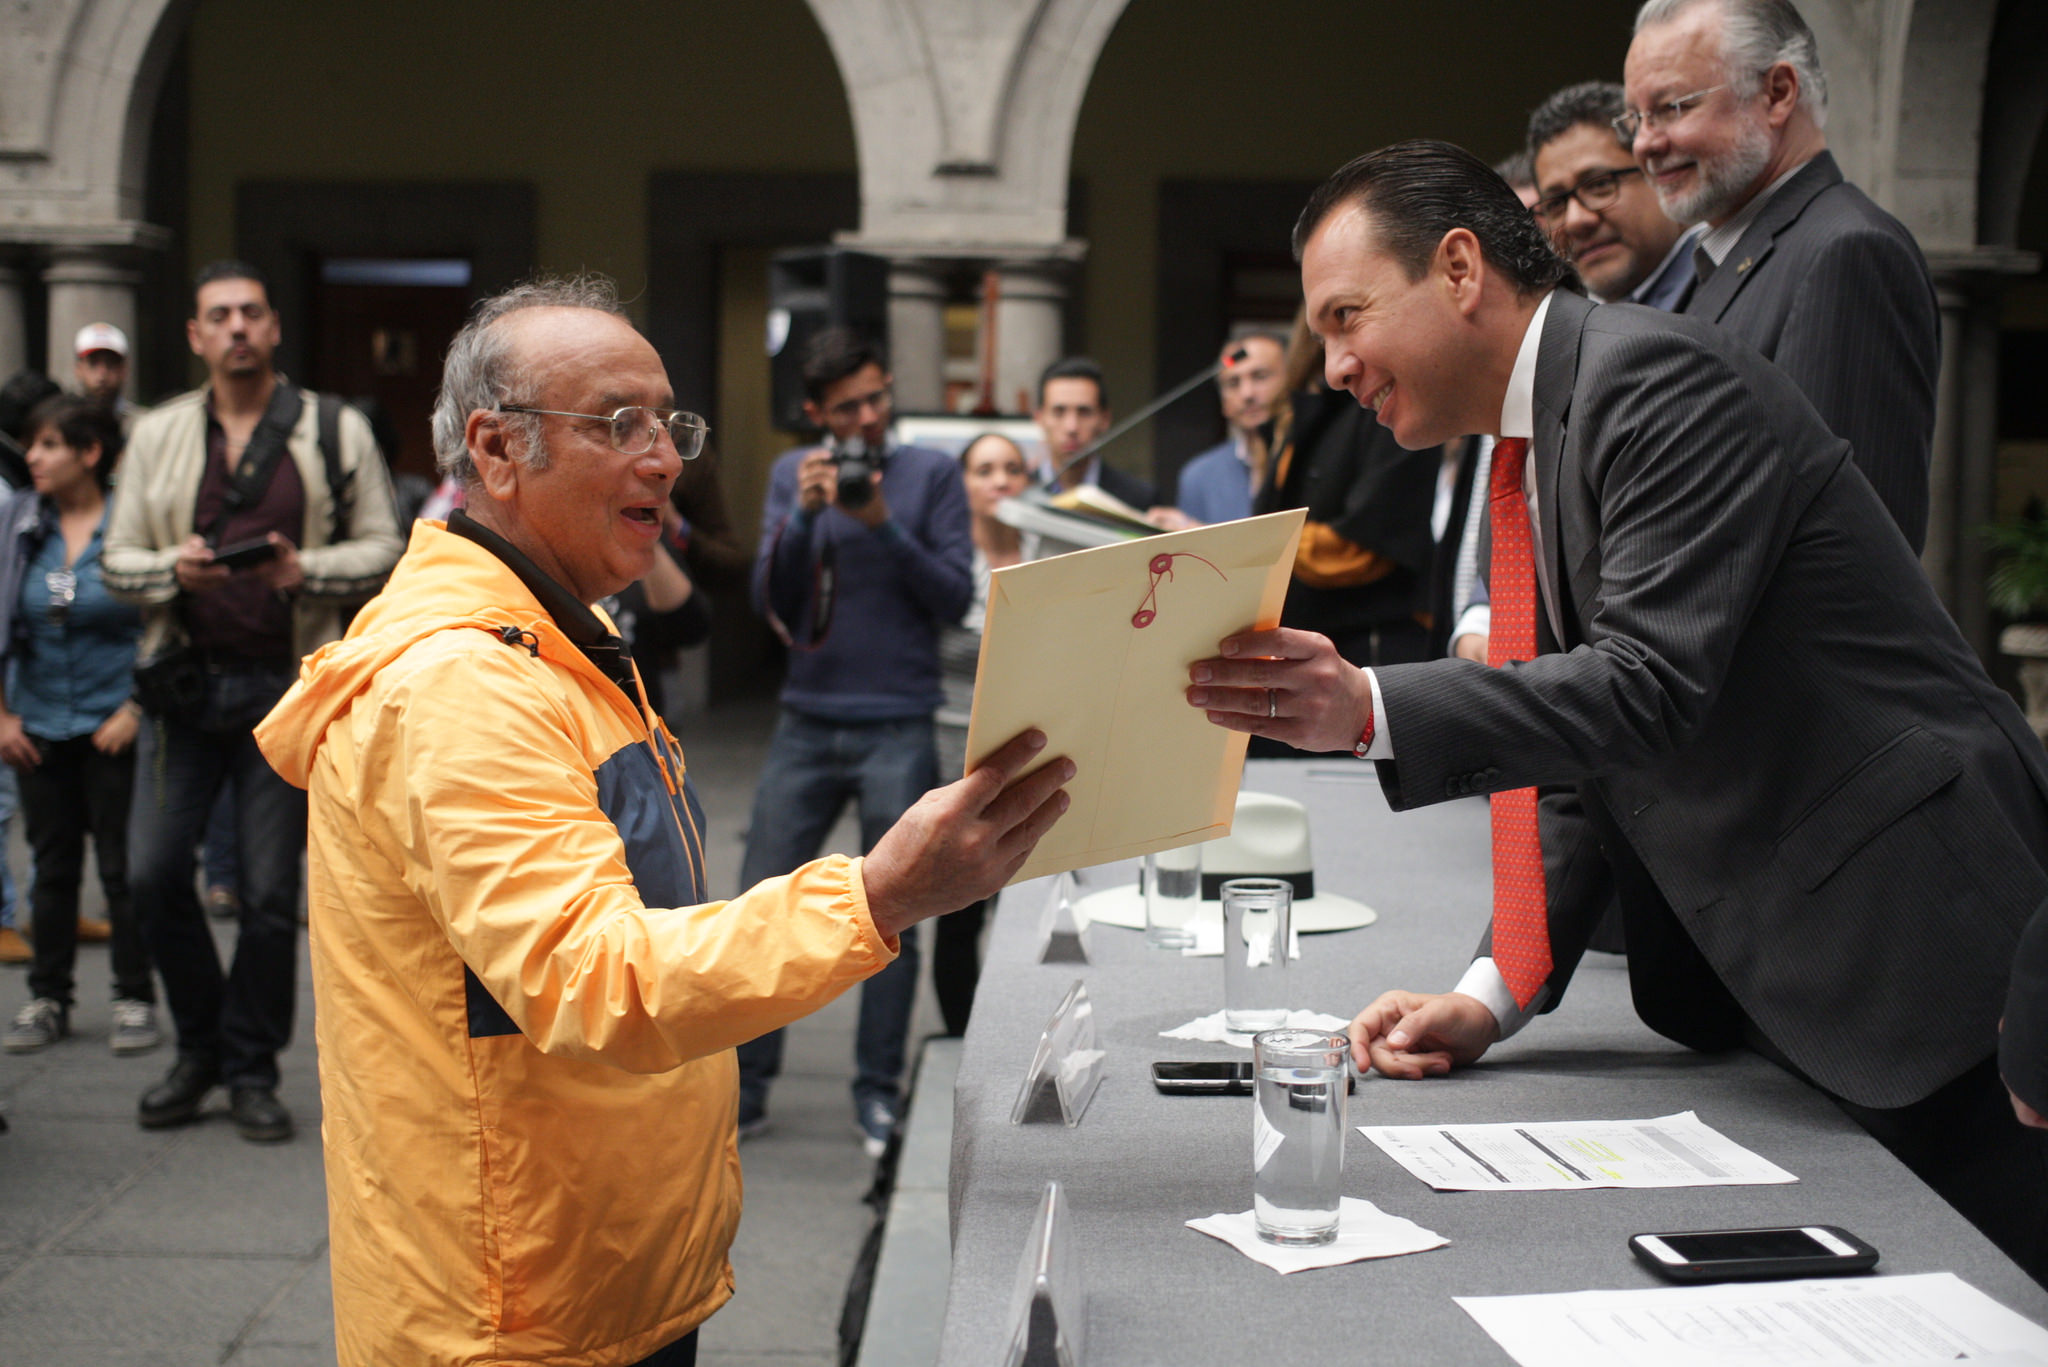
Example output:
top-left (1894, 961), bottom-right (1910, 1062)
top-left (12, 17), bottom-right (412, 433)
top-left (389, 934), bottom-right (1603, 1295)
top-left (992, 261), bottom-right (1066, 416)
top-left (888, 261), bottom-right (949, 414)
top-left (0, 261), bottom-right (27, 380)
top-left (44, 247), bottom-right (142, 399)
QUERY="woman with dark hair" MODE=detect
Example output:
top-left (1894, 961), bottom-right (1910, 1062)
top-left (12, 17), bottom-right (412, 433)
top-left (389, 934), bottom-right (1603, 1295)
top-left (930, 432), bottom-right (1034, 1034)
top-left (0, 395), bottom-right (156, 1054)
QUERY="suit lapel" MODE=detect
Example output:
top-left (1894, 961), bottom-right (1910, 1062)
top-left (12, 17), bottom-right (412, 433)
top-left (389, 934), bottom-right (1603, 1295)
top-left (1533, 291), bottom-right (1590, 651)
top-left (1685, 151), bottom-right (1843, 323)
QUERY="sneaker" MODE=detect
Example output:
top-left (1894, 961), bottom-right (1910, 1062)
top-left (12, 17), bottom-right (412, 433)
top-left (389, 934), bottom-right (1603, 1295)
top-left (204, 886), bottom-right (239, 921)
top-left (76, 916), bottom-right (111, 943)
top-left (108, 999), bottom-right (161, 1055)
top-left (229, 1086), bottom-right (294, 1143)
top-left (3, 998), bottom-right (68, 1052)
top-left (854, 1096), bottom-right (898, 1160)
top-left (0, 927), bottom-right (30, 965)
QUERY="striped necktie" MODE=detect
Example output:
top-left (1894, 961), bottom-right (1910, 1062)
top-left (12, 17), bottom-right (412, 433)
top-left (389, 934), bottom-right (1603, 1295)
top-left (1485, 437), bottom-right (1550, 1008)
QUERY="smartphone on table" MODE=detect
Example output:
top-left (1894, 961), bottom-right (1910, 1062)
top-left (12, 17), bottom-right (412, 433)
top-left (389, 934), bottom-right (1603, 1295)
top-left (1629, 1225), bottom-right (1879, 1282)
top-left (1151, 1061), bottom-right (1356, 1096)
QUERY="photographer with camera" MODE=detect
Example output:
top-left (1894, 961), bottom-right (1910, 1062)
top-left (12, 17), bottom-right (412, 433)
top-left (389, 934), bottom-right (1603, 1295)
top-left (742, 328), bottom-right (972, 1153)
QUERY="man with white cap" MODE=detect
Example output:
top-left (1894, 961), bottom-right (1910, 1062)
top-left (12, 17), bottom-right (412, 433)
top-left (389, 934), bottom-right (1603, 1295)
top-left (73, 324), bottom-right (140, 430)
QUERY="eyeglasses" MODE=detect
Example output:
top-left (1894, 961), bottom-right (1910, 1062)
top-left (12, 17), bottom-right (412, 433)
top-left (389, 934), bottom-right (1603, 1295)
top-left (822, 385), bottom-right (892, 425)
top-left (46, 567), bottom-right (75, 623)
top-left (1611, 83), bottom-right (1732, 142)
top-left (1534, 166), bottom-right (1648, 221)
top-left (498, 405), bottom-right (708, 460)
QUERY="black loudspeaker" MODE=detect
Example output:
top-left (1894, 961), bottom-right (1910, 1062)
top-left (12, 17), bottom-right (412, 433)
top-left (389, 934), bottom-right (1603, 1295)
top-left (767, 247), bottom-right (889, 432)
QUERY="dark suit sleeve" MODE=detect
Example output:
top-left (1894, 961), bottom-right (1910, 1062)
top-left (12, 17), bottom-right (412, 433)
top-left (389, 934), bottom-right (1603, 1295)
top-left (2002, 897), bottom-right (2048, 1115)
top-left (1372, 327), bottom-right (1803, 809)
top-left (1766, 224), bottom-right (1938, 553)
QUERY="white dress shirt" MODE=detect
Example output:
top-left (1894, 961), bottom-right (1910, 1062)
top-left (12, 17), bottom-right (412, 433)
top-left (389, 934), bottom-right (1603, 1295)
top-left (1355, 291), bottom-right (1559, 1037)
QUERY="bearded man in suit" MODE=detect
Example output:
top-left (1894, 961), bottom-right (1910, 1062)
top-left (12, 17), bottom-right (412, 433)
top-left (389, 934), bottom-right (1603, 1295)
top-left (1185, 139), bottom-right (2048, 1281)
top-left (1628, 0), bottom-right (1938, 552)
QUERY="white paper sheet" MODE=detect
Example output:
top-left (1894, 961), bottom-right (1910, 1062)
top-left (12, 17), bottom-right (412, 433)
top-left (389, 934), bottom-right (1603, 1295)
top-left (1359, 1110), bottom-right (1796, 1190)
top-left (1457, 1272), bottom-right (2048, 1367)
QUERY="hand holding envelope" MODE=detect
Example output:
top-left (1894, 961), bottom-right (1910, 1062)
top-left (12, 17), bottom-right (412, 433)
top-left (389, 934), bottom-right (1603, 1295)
top-left (964, 510), bottom-right (1307, 885)
top-left (1184, 626), bottom-right (1378, 754)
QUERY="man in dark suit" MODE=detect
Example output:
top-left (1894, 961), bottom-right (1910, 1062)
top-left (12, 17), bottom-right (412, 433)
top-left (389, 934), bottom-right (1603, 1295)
top-left (1186, 140), bottom-right (2048, 1279)
top-left (1032, 356), bottom-right (1156, 511)
top-left (1628, 0), bottom-right (1938, 551)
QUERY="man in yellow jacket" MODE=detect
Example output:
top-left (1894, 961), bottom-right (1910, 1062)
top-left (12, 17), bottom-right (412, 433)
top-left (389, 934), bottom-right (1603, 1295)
top-left (255, 276), bottom-right (1072, 1367)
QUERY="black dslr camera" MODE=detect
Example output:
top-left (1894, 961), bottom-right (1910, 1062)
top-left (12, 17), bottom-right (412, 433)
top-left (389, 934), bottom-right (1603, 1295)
top-left (828, 434), bottom-right (886, 511)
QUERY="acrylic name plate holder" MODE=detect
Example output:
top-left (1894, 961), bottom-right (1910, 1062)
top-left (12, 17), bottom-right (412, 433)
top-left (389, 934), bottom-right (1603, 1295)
top-left (1010, 979), bottom-right (1105, 1127)
top-left (1003, 1181), bottom-right (1088, 1367)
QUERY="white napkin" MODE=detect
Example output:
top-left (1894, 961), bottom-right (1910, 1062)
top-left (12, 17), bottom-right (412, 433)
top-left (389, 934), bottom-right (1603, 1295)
top-left (1159, 1009), bottom-right (1352, 1048)
top-left (1187, 1198), bottom-right (1449, 1273)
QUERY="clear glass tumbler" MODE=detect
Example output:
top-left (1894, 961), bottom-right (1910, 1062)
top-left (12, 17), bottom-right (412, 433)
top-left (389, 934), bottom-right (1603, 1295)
top-left (1221, 877), bottom-right (1291, 1033)
top-left (1143, 844), bottom-right (1201, 950)
top-left (1252, 1028), bottom-right (1348, 1245)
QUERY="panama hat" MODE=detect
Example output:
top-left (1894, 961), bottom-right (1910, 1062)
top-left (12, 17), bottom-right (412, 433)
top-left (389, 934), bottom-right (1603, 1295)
top-left (1074, 790), bottom-right (1376, 933)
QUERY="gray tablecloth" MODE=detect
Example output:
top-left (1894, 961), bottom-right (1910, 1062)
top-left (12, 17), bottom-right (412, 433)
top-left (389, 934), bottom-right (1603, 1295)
top-left (938, 761), bottom-right (2048, 1365)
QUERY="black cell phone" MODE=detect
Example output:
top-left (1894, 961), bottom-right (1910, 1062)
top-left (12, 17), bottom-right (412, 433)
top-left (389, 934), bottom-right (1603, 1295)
top-left (1629, 1226), bottom-right (1879, 1282)
top-left (1153, 1060), bottom-right (1255, 1094)
top-left (212, 537), bottom-right (279, 570)
top-left (1151, 1061), bottom-right (1356, 1096)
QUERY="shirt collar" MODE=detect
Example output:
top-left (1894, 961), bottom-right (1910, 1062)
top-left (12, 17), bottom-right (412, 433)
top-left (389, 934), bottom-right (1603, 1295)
top-left (1698, 159), bottom-right (1809, 265)
top-left (1498, 290), bottom-right (1556, 439)
top-left (1626, 224), bottom-right (1706, 303)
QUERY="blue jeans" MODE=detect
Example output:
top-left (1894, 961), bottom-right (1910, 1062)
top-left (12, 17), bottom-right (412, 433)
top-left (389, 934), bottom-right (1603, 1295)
top-left (734, 710), bottom-right (936, 1116)
top-left (129, 666), bottom-right (306, 1089)
top-left (0, 765), bottom-right (18, 929)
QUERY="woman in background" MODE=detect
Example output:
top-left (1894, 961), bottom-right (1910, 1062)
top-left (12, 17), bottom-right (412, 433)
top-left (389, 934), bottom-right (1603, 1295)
top-left (930, 432), bottom-right (1033, 1035)
top-left (0, 396), bottom-right (155, 1054)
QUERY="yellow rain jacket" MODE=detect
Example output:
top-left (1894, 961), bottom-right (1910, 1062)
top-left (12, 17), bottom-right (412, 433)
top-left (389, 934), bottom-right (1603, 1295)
top-left (255, 516), bottom-right (897, 1366)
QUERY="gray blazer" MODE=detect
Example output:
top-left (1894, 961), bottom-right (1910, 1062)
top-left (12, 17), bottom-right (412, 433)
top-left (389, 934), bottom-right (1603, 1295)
top-left (1682, 151), bottom-right (1940, 553)
top-left (1372, 291), bottom-right (2048, 1110)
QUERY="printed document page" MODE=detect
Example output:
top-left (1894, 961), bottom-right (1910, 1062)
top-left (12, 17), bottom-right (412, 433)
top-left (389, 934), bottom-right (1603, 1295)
top-left (1359, 1110), bottom-right (1796, 1191)
top-left (1458, 1272), bottom-right (2048, 1367)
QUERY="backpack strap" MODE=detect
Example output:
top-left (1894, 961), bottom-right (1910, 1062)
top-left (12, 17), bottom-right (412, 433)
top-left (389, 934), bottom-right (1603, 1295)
top-left (316, 392), bottom-right (354, 546)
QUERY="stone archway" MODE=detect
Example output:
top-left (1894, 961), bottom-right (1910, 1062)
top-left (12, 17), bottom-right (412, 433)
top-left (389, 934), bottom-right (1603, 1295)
top-left (0, 0), bottom-right (194, 381)
top-left (800, 0), bottom-right (1131, 412)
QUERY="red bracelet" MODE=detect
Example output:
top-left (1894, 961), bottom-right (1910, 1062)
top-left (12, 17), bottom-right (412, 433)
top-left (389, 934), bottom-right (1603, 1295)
top-left (1352, 701), bottom-right (1376, 759)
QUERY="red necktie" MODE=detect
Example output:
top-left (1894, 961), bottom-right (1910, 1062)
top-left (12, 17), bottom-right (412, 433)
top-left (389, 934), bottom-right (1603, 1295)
top-left (1485, 437), bottom-right (1550, 1008)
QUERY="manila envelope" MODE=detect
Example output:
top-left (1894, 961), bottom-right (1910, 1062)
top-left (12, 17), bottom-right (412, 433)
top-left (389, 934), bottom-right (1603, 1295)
top-left (965, 508), bottom-right (1307, 885)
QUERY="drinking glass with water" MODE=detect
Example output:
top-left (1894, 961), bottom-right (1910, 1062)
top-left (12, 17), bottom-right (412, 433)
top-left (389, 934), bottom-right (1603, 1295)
top-left (1143, 845), bottom-right (1201, 950)
top-left (1251, 1028), bottom-right (1348, 1245)
top-left (1221, 877), bottom-right (1291, 1032)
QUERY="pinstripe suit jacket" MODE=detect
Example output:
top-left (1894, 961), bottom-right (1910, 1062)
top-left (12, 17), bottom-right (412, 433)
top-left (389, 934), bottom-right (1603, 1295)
top-left (1371, 291), bottom-right (2048, 1109)
top-left (1682, 152), bottom-right (1939, 553)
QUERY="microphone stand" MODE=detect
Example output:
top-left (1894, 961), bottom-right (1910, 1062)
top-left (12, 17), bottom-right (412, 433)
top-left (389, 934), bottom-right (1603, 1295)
top-left (1045, 346), bottom-right (1249, 490)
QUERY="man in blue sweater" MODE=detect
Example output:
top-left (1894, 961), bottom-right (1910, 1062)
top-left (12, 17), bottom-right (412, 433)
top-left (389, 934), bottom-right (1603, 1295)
top-left (739, 329), bottom-right (972, 1153)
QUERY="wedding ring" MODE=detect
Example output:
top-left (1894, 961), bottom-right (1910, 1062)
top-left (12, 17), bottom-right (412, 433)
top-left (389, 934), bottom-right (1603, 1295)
top-left (1266, 688), bottom-right (1277, 719)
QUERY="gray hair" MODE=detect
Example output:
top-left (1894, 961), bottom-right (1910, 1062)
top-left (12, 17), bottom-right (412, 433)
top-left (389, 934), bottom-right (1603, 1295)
top-left (430, 274), bottom-right (628, 486)
top-left (1635, 0), bottom-right (1827, 127)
